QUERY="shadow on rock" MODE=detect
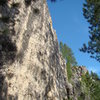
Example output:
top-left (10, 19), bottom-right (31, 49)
top-left (0, 72), bottom-right (8, 100)
top-left (0, 34), bottom-right (17, 67)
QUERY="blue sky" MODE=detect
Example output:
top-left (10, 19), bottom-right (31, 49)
top-left (47, 0), bottom-right (100, 76)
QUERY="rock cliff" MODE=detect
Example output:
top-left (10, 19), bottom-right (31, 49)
top-left (0, 0), bottom-right (68, 100)
top-left (0, 0), bottom-right (93, 100)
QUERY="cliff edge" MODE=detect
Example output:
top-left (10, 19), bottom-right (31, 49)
top-left (0, 0), bottom-right (68, 100)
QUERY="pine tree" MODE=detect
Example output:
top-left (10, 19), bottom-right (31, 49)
top-left (80, 0), bottom-right (100, 62)
top-left (60, 42), bottom-right (77, 80)
top-left (60, 42), bottom-right (77, 66)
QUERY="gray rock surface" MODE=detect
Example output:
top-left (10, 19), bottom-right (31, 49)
top-left (0, 0), bottom-right (92, 100)
top-left (0, 0), bottom-right (68, 100)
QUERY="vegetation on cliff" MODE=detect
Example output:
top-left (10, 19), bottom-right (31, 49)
top-left (60, 42), bottom-right (100, 100)
top-left (59, 42), bottom-right (77, 81)
top-left (80, 71), bottom-right (100, 100)
top-left (0, 0), bottom-right (100, 99)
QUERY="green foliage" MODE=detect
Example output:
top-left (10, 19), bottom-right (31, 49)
top-left (68, 98), bottom-right (72, 100)
top-left (78, 97), bottom-right (83, 100)
top-left (80, 72), bottom-right (90, 99)
top-left (83, 72), bottom-right (91, 86)
top-left (78, 93), bottom-right (85, 100)
top-left (81, 71), bottom-right (100, 100)
top-left (90, 81), bottom-right (100, 100)
top-left (91, 71), bottom-right (99, 80)
top-left (60, 42), bottom-right (77, 81)
top-left (60, 42), bottom-right (77, 66)
top-left (80, 0), bottom-right (100, 62)
top-left (89, 72), bottom-right (100, 100)
top-left (67, 61), bottom-right (72, 81)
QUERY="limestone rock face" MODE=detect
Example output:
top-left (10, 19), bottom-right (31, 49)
top-left (0, 0), bottom-right (68, 100)
top-left (70, 66), bottom-right (90, 100)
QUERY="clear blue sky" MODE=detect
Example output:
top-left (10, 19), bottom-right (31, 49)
top-left (47, 0), bottom-right (100, 76)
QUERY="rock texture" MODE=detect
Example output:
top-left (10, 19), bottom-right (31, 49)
top-left (69, 66), bottom-right (90, 100)
top-left (0, 0), bottom-right (68, 100)
top-left (0, 0), bottom-right (92, 100)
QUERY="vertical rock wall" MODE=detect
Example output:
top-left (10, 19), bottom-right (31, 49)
top-left (0, 0), bottom-right (68, 100)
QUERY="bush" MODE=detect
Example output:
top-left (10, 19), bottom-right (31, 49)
top-left (67, 62), bottom-right (72, 81)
